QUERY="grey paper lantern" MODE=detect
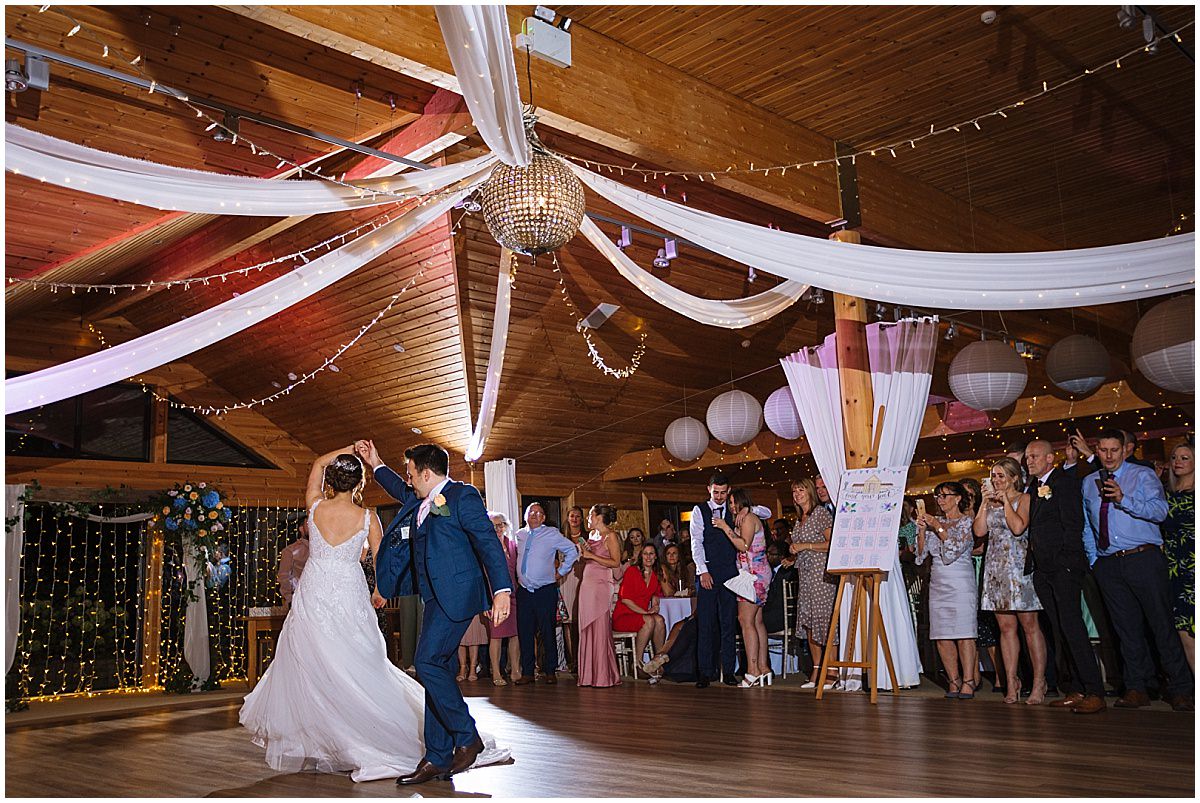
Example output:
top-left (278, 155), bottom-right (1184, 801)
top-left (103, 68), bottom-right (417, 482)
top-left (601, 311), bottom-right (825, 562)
top-left (664, 416), bottom-right (709, 462)
top-left (764, 386), bottom-right (804, 440)
top-left (947, 340), bottom-right (1028, 411)
top-left (1046, 334), bottom-right (1110, 396)
top-left (706, 389), bottom-right (763, 446)
top-left (1131, 295), bottom-right (1195, 394)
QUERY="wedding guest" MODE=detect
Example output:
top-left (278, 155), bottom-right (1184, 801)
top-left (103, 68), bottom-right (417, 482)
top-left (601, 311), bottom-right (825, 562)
top-left (642, 612), bottom-right (698, 683)
top-left (514, 503), bottom-right (579, 685)
top-left (576, 504), bottom-right (623, 688)
top-left (814, 477), bottom-right (835, 517)
top-left (713, 488), bottom-right (772, 687)
top-left (660, 543), bottom-right (695, 597)
top-left (653, 518), bottom-right (679, 555)
top-left (916, 482), bottom-right (978, 699)
top-left (962, 477), bottom-right (1001, 694)
top-left (277, 519), bottom-right (309, 609)
top-left (1163, 440), bottom-right (1195, 671)
top-left (763, 540), bottom-right (797, 636)
top-left (1081, 432), bottom-right (1192, 711)
top-left (974, 458), bottom-right (1048, 704)
top-left (485, 512), bottom-right (521, 686)
top-left (617, 527), bottom-right (648, 582)
top-left (456, 613), bottom-right (488, 682)
top-left (559, 505), bottom-right (587, 672)
top-left (788, 479), bottom-right (837, 690)
top-left (614, 544), bottom-right (666, 672)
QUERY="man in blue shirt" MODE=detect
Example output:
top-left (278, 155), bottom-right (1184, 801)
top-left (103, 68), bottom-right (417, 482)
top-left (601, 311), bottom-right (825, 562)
top-left (513, 503), bottom-right (579, 685)
top-left (1082, 431), bottom-right (1193, 711)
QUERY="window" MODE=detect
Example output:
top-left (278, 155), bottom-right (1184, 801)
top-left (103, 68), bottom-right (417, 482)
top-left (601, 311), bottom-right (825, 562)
top-left (519, 495), bottom-right (562, 529)
top-left (6, 378), bottom-right (151, 461)
top-left (166, 405), bottom-right (275, 469)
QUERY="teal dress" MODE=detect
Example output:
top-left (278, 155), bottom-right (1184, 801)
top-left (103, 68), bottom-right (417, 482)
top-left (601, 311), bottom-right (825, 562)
top-left (1163, 490), bottom-right (1195, 634)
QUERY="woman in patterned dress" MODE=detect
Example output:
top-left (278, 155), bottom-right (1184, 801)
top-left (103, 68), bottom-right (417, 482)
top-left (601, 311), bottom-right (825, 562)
top-left (713, 488), bottom-right (773, 686)
top-left (1164, 441), bottom-right (1195, 671)
top-left (961, 478), bottom-right (1002, 695)
top-left (787, 479), bottom-right (837, 689)
top-left (973, 457), bottom-right (1046, 704)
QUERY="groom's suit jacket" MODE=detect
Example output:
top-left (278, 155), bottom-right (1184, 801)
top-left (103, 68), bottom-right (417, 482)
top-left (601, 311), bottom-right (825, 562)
top-left (373, 466), bottom-right (511, 623)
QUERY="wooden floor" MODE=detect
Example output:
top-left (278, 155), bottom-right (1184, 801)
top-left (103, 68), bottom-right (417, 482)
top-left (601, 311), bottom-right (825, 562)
top-left (5, 676), bottom-right (1194, 797)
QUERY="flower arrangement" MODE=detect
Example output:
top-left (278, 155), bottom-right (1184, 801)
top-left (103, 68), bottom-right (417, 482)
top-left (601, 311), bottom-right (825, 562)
top-left (151, 482), bottom-right (231, 578)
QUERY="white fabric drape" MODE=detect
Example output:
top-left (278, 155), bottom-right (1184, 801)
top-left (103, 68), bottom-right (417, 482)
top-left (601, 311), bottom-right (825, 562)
top-left (779, 334), bottom-right (846, 502)
top-left (578, 217), bottom-right (809, 328)
top-left (465, 250), bottom-right (514, 462)
top-left (6, 178), bottom-right (483, 415)
top-left (6, 125), bottom-right (495, 216)
top-left (570, 163), bottom-right (1195, 310)
top-left (483, 459), bottom-right (521, 533)
top-left (5, 485), bottom-right (25, 674)
top-left (435, 6), bottom-right (531, 167)
top-left (181, 535), bottom-right (211, 685)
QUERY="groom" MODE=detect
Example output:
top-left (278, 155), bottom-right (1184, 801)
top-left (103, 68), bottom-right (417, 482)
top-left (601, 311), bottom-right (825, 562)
top-left (357, 440), bottom-right (512, 784)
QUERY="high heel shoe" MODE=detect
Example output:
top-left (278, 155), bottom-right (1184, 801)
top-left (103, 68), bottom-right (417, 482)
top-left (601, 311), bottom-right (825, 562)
top-left (738, 673), bottom-right (760, 688)
top-left (760, 671), bottom-right (774, 686)
top-left (1026, 678), bottom-right (1047, 706)
top-left (959, 679), bottom-right (978, 700)
top-left (945, 678), bottom-right (963, 699)
top-left (1004, 678), bottom-right (1022, 704)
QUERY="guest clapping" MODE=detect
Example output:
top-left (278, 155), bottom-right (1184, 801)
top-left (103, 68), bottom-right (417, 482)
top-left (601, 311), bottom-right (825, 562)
top-left (713, 489), bottom-right (772, 687)
top-left (613, 544), bottom-right (667, 674)
top-left (575, 505), bottom-right (622, 688)
top-left (916, 482), bottom-right (979, 699)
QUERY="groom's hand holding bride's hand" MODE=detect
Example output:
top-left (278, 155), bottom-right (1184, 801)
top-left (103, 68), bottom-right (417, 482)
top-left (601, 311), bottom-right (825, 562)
top-left (489, 591), bottom-right (511, 625)
top-left (355, 439), bottom-right (382, 470)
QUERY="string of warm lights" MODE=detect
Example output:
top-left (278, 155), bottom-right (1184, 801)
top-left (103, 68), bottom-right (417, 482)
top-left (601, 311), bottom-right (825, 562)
top-left (38, 6), bottom-right (457, 205)
top-left (549, 253), bottom-right (648, 379)
top-left (554, 22), bottom-right (1195, 180)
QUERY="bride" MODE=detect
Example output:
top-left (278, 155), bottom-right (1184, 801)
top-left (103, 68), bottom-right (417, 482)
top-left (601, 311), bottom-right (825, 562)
top-left (239, 446), bottom-right (508, 782)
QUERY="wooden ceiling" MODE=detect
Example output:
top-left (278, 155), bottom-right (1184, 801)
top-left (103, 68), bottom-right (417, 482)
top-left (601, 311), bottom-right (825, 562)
top-left (5, 5), bottom-right (1194, 496)
top-left (561, 4), bottom-right (1195, 249)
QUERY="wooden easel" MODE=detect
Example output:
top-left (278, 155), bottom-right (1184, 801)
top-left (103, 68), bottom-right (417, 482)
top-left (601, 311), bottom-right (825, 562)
top-left (814, 569), bottom-right (899, 703)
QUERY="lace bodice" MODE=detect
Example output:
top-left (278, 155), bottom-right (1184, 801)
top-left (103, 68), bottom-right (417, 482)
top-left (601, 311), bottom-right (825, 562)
top-left (307, 500), bottom-right (370, 565)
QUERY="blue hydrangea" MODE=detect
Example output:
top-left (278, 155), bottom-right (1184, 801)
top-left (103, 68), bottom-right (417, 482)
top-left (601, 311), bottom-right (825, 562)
top-left (201, 491), bottom-right (220, 508)
top-left (165, 518), bottom-right (178, 531)
top-left (173, 496), bottom-right (187, 509)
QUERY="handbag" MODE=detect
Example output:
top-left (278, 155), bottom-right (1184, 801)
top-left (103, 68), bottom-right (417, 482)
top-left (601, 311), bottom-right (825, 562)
top-left (723, 568), bottom-right (758, 602)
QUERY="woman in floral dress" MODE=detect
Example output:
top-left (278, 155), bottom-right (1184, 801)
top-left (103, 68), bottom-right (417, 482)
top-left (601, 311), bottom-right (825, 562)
top-left (1164, 440), bottom-right (1195, 671)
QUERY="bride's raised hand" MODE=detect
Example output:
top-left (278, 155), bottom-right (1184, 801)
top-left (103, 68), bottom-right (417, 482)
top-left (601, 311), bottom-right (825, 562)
top-left (356, 440), bottom-right (382, 470)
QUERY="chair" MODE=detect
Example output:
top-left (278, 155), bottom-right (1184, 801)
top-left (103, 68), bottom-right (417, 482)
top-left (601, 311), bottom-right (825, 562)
top-left (612, 631), bottom-right (646, 678)
top-left (766, 579), bottom-right (799, 678)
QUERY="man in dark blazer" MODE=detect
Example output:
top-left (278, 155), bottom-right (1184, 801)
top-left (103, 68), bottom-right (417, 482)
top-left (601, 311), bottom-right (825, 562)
top-left (1023, 440), bottom-right (1106, 714)
top-left (357, 440), bottom-right (513, 784)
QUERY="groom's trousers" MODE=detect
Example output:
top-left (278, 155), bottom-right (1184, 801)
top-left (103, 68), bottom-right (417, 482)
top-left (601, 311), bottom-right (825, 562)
top-left (695, 580), bottom-right (738, 681)
top-left (414, 597), bottom-right (479, 768)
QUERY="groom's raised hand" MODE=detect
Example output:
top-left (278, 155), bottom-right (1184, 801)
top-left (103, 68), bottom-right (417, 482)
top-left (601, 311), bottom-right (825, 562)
top-left (489, 590), bottom-right (512, 625)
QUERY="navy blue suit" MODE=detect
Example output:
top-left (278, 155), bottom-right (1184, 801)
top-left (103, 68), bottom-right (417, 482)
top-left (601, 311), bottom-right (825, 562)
top-left (373, 465), bottom-right (511, 768)
top-left (695, 500), bottom-right (739, 681)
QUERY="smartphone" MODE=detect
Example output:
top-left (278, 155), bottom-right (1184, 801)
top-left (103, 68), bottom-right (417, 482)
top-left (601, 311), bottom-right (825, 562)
top-left (982, 477), bottom-right (994, 496)
top-left (915, 498), bottom-right (926, 517)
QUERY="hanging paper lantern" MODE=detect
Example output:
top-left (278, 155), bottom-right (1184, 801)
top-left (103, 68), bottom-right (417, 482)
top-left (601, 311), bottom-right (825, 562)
top-left (1045, 334), bottom-right (1110, 396)
top-left (764, 386), bottom-right (804, 440)
top-left (1131, 295), bottom-right (1194, 394)
top-left (479, 113), bottom-right (584, 256)
top-left (706, 389), bottom-right (763, 446)
top-left (947, 340), bottom-right (1028, 411)
top-left (664, 416), bottom-right (709, 462)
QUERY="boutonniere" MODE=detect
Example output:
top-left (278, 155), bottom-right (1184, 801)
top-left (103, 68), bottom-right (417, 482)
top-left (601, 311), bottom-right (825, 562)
top-left (1037, 486), bottom-right (1052, 500)
top-left (430, 493), bottom-right (451, 517)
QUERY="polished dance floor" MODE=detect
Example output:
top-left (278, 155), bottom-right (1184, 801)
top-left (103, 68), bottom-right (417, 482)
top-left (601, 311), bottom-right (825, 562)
top-left (5, 676), bottom-right (1194, 797)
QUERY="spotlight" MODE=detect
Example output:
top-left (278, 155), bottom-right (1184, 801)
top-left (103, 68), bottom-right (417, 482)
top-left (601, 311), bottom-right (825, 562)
top-left (615, 225), bottom-right (633, 251)
top-left (808, 287), bottom-right (825, 305)
top-left (653, 249), bottom-right (671, 269)
top-left (212, 112), bottom-right (239, 142)
top-left (533, 5), bottom-right (555, 23)
top-left (747, 266), bottom-right (757, 283)
top-left (944, 321), bottom-right (959, 341)
top-left (460, 197), bottom-right (482, 213)
top-left (652, 238), bottom-right (677, 268)
top-left (1117, 6), bottom-right (1136, 29)
top-left (556, 16), bottom-right (572, 32)
top-left (5, 59), bottom-right (27, 93)
top-left (873, 303), bottom-right (887, 321)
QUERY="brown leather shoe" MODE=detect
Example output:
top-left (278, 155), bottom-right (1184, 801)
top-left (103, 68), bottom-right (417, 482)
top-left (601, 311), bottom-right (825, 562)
top-left (1113, 689), bottom-right (1151, 709)
top-left (543, 673), bottom-right (557, 685)
top-left (397, 759), bottom-right (451, 785)
top-left (1071, 694), bottom-right (1107, 714)
top-left (513, 676), bottom-right (535, 686)
top-left (1049, 692), bottom-right (1085, 708)
top-left (450, 737), bottom-right (485, 774)
top-left (1165, 693), bottom-right (1194, 712)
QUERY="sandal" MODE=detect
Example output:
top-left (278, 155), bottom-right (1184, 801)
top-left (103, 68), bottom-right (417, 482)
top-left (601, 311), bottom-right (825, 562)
top-left (959, 679), bottom-right (978, 700)
top-left (1005, 678), bottom-right (1022, 705)
top-left (493, 677), bottom-right (508, 686)
top-left (455, 672), bottom-right (467, 682)
top-left (945, 678), bottom-right (963, 699)
top-left (1026, 678), bottom-right (1047, 706)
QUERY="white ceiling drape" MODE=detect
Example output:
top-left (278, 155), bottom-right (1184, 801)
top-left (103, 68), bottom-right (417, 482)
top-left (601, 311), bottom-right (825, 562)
top-left (5, 124), bottom-right (496, 216)
top-left (435, 5), bottom-right (531, 167)
top-left (577, 217), bottom-right (809, 328)
top-left (570, 162), bottom-right (1195, 310)
top-left (464, 250), bottom-right (514, 463)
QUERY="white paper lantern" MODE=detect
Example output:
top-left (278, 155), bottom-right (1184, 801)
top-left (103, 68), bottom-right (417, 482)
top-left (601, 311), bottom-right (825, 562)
top-left (947, 340), bottom-right (1028, 411)
top-left (1046, 334), bottom-right (1110, 396)
top-left (764, 386), bottom-right (804, 440)
top-left (1131, 295), bottom-right (1194, 394)
top-left (706, 389), bottom-right (763, 446)
top-left (664, 416), bottom-right (709, 461)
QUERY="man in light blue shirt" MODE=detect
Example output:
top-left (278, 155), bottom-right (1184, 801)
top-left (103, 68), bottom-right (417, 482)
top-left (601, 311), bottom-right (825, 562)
top-left (1082, 430), bottom-right (1192, 711)
top-left (513, 503), bottom-right (578, 685)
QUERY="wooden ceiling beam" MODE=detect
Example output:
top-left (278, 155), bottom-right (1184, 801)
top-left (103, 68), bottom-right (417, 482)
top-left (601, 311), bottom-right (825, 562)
top-left (226, 4), bottom-right (1059, 252)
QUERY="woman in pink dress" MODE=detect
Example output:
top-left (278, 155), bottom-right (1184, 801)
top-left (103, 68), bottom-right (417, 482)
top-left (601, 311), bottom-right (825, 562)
top-left (484, 511), bottom-right (522, 686)
top-left (575, 503), bottom-right (623, 687)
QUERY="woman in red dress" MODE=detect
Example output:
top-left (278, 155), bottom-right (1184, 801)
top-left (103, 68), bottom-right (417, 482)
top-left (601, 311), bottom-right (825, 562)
top-left (613, 544), bottom-right (667, 671)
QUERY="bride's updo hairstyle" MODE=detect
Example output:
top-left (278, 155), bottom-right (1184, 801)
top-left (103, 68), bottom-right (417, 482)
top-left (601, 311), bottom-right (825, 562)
top-left (590, 503), bottom-right (618, 526)
top-left (324, 454), bottom-right (364, 493)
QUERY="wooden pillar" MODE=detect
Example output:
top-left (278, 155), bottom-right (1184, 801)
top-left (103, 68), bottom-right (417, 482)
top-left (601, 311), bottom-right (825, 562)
top-left (830, 230), bottom-right (876, 470)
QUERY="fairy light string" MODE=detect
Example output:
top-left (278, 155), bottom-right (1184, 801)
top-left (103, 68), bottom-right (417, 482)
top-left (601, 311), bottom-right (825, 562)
top-left (549, 253), bottom-right (648, 379)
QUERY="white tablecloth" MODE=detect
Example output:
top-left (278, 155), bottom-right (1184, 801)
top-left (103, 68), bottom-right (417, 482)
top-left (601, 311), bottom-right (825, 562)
top-left (658, 596), bottom-right (695, 634)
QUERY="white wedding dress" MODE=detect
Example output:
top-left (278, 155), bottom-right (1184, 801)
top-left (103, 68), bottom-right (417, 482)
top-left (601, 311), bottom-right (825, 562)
top-left (239, 500), bottom-right (509, 782)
